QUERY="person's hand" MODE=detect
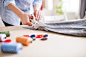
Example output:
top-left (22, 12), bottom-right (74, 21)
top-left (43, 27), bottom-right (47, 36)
top-left (34, 10), bottom-right (42, 21)
top-left (19, 13), bottom-right (32, 26)
top-left (7, 3), bottom-right (32, 26)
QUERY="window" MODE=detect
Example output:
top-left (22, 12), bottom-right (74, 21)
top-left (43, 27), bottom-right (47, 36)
top-left (62, 0), bottom-right (79, 12)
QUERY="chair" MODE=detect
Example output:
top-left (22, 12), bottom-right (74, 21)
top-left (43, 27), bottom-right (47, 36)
top-left (43, 13), bottom-right (68, 23)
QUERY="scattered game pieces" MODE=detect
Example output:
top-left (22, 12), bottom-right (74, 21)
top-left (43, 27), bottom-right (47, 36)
top-left (36, 35), bottom-right (43, 38)
top-left (30, 35), bottom-right (36, 41)
top-left (23, 35), bottom-right (29, 37)
top-left (43, 34), bottom-right (48, 37)
top-left (41, 38), bottom-right (47, 41)
top-left (0, 31), bottom-right (49, 54)
top-left (0, 34), bottom-right (6, 42)
top-left (3, 39), bottom-right (11, 43)
top-left (30, 35), bottom-right (36, 39)
top-left (0, 31), bottom-right (10, 37)
top-left (33, 38), bottom-right (36, 41)
top-left (1, 43), bottom-right (22, 53)
top-left (16, 36), bottom-right (29, 46)
top-left (41, 34), bottom-right (48, 41)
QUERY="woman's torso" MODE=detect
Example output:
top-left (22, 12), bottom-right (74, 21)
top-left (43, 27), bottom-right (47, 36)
top-left (0, 0), bottom-right (34, 25)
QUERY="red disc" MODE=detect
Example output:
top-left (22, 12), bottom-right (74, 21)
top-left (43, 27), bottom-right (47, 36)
top-left (3, 39), bottom-right (11, 42)
top-left (23, 35), bottom-right (29, 37)
top-left (36, 35), bottom-right (43, 38)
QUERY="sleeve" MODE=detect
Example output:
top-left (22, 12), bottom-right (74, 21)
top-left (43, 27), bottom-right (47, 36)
top-left (4, 0), bottom-right (15, 7)
top-left (33, 0), bottom-right (42, 8)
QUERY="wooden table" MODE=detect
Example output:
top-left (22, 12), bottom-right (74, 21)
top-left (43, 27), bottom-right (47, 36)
top-left (0, 25), bottom-right (86, 57)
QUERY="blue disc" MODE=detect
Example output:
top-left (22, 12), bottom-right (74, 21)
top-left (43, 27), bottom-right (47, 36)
top-left (43, 35), bottom-right (48, 37)
top-left (30, 35), bottom-right (36, 39)
top-left (1, 43), bottom-right (22, 53)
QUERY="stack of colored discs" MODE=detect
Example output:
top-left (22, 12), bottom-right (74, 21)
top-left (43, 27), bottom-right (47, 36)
top-left (0, 31), bottom-right (10, 37)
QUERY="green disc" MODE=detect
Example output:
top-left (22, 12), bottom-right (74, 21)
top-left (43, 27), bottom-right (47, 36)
top-left (33, 38), bottom-right (36, 41)
top-left (0, 31), bottom-right (10, 37)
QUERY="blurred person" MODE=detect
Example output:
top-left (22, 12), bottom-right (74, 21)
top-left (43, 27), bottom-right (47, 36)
top-left (0, 0), bottom-right (42, 26)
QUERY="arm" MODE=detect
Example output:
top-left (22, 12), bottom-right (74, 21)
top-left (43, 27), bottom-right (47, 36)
top-left (33, 0), bottom-right (42, 9)
top-left (7, 3), bottom-right (24, 18)
top-left (33, 5), bottom-right (40, 11)
top-left (4, 0), bottom-right (32, 26)
top-left (33, 0), bottom-right (42, 21)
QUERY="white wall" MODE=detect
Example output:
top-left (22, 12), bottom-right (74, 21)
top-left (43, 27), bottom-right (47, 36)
top-left (42, 0), bottom-right (53, 16)
top-left (62, 0), bottom-right (79, 19)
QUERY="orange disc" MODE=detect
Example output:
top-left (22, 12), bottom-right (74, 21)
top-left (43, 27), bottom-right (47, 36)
top-left (16, 36), bottom-right (29, 46)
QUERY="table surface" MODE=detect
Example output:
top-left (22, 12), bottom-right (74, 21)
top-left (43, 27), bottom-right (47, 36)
top-left (0, 25), bottom-right (86, 57)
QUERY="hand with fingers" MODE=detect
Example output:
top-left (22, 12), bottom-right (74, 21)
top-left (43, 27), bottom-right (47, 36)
top-left (19, 13), bottom-right (33, 26)
top-left (34, 10), bottom-right (42, 21)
